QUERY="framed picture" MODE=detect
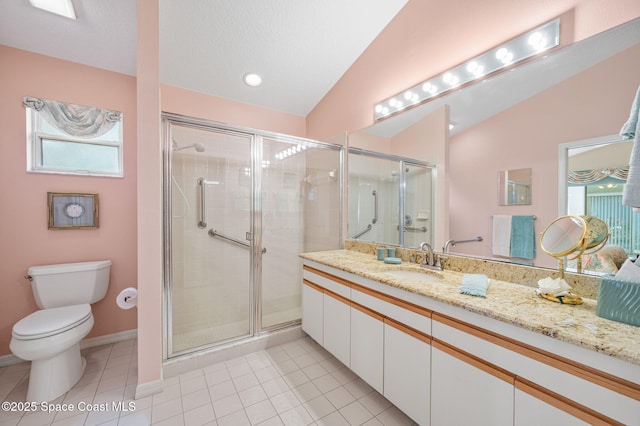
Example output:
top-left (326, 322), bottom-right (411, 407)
top-left (48, 192), bottom-right (99, 229)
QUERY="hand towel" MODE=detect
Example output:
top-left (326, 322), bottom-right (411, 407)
top-left (492, 215), bottom-right (512, 257)
top-left (510, 215), bottom-right (536, 259)
top-left (460, 274), bottom-right (489, 298)
top-left (621, 85), bottom-right (640, 208)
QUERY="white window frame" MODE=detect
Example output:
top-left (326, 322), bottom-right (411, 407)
top-left (26, 106), bottom-right (124, 178)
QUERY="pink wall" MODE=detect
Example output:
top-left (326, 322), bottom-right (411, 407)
top-left (449, 44), bottom-right (640, 267)
top-left (0, 45), bottom-right (138, 356)
top-left (136, 0), bottom-right (163, 390)
top-left (161, 85), bottom-right (306, 137)
top-left (306, 0), bottom-right (640, 141)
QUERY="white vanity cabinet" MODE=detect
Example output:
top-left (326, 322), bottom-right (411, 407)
top-left (431, 314), bottom-right (638, 426)
top-left (383, 319), bottom-right (431, 426)
top-left (430, 340), bottom-right (514, 426)
top-left (513, 383), bottom-right (591, 426)
top-left (301, 259), bottom-right (640, 426)
top-left (302, 263), bottom-right (433, 424)
top-left (301, 280), bottom-right (323, 344)
top-left (350, 304), bottom-right (384, 393)
top-left (323, 291), bottom-right (351, 366)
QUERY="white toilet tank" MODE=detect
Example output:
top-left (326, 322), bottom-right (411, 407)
top-left (27, 260), bottom-right (111, 309)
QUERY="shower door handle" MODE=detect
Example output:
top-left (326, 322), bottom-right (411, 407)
top-left (245, 232), bottom-right (267, 254)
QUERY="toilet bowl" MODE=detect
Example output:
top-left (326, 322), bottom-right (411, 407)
top-left (10, 260), bottom-right (110, 402)
top-left (10, 305), bottom-right (94, 402)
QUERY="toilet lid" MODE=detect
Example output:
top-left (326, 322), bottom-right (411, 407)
top-left (12, 304), bottom-right (92, 340)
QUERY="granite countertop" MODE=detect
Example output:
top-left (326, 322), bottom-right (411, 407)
top-left (300, 249), bottom-right (640, 366)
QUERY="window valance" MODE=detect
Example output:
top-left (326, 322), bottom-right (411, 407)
top-left (568, 167), bottom-right (628, 185)
top-left (23, 96), bottom-right (122, 138)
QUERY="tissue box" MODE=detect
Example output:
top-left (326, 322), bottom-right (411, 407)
top-left (596, 275), bottom-right (640, 327)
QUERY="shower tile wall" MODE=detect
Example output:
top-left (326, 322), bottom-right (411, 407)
top-left (404, 168), bottom-right (433, 248)
top-left (171, 152), bottom-right (250, 346)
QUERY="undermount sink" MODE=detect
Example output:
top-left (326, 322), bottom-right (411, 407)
top-left (383, 269), bottom-right (443, 282)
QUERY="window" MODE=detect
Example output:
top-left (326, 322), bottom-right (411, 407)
top-left (24, 96), bottom-right (123, 177)
top-left (568, 167), bottom-right (639, 256)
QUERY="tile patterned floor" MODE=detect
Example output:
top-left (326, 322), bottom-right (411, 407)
top-left (0, 337), bottom-right (417, 425)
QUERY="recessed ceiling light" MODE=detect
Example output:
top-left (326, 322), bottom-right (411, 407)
top-left (29, 0), bottom-right (76, 19)
top-left (243, 73), bottom-right (262, 87)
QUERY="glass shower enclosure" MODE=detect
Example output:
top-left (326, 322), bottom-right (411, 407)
top-left (163, 114), bottom-right (342, 357)
top-left (348, 148), bottom-right (434, 248)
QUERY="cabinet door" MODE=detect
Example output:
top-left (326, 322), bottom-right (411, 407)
top-left (431, 343), bottom-right (513, 426)
top-left (302, 281), bottom-right (324, 344)
top-left (514, 388), bottom-right (590, 426)
top-left (323, 292), bottom-right (351, 367)
top-left (384, 320), bottom-right (431, 426)
top-left (350, 305), bottom-right (384, 393)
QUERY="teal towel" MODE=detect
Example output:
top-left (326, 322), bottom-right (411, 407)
top-left (510, 215), bottom-right (536, 259)
top-left (460, 274), bottom-right (489, 298)
top-left (621, 86), bottom-right (640, 208)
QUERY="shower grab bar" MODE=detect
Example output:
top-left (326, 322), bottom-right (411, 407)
top-left (197, 178), bottom-right (207, 228)
top-left (352, 224), bottom-right (373, 239)
top-left (208, 229), bottom-right (267, 253)
top-left (372, 190), bottom-right (378, 224)
top-left (197, 177), bottom-right (221, 229)
top-left (208, 229), bottom-right (250, 248)
top-left (454, 236), bottom-right (483, 244)
top-left (443, 236), bottom-right (483, 253)
top-left (398, 225), bottom-right (427, 232)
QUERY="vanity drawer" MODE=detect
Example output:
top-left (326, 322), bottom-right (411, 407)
top-left (350, 283), bottom-right (431, 335)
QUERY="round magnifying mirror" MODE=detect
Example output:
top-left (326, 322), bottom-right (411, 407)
top-left (540, 215), bottom-right (588, 258)
top-left (581, 215), bottom-right (609, 252)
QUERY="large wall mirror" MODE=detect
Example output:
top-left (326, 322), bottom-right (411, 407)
top-left (348, 148), bottom-right (434, 248)
top-left (498, 168), bottom-right (532, 206)
top-left (559, 135), bottom-right (636, 274)
top-left (345, 17), bottom-right (639, 276)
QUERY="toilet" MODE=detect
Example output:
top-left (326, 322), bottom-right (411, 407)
top-left (10, 260), bottom-right (111, 402)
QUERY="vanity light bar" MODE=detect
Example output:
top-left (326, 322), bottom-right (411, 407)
top-left (374, 19), bottom-right (560, 121)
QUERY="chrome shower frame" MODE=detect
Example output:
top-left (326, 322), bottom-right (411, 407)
top-left (347, 147), bottom-right (435, 247)
top-left (162, 112), bottom-right (344, 360)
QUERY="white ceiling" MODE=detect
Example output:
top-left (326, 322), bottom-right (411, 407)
top-left (0, 0), bottom-right (407, 116)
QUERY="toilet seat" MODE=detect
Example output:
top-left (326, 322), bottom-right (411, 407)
top-left (12, 304), bottom-right (92, 340)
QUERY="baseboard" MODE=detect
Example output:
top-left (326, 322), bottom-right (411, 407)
top-left (0, 353), bottom-right (23, 367)
top-left (135, 378), bottom-right (164, 399)
top-left (0, 329), bottom-right (138, 367)
top-left (79, 329), bottom-right (138, 350)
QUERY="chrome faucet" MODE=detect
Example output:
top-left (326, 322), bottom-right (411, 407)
top-left (443, 239), bottom-right (456, 253)
top-left (419, 242), bottom-right (434, 267)
top-left (419, 241), bottom-right (443, 271)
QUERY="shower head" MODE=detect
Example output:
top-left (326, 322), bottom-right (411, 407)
top-left (172, 141), bottom-right (205, 152)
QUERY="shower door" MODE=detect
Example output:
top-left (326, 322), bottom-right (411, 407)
top-left (166, 122), bottom-right (254, 355)
top-left (164, 115), bottom-right (343, 357)
top-left (403, 162), bottom-right (433, 248)
top-left (348, 149), bottom-right (434, 248)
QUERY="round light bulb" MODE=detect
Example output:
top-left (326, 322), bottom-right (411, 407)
top-left (243, 73), bottom-right (262, 87)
